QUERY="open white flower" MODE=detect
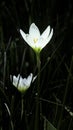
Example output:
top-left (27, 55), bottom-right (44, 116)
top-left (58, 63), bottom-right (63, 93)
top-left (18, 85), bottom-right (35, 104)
top-left (10, 73), bottom-right (36, 93)
top-left (20, 23), bottom-right (53, 52)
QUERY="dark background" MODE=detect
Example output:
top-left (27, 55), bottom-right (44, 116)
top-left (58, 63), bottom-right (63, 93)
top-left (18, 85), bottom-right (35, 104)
top-left (0, 0), bottom-right (73, 130)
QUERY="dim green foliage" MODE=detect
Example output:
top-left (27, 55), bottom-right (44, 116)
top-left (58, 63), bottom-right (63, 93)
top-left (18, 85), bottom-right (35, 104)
top-left (0, 0), bottom-right (73, 130)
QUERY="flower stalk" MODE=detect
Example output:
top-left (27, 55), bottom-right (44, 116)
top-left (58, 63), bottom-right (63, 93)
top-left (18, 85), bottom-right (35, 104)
top-left (34, 52), bottom-right (41, 130)
top-left (21, 94), bottom-right (24, 120)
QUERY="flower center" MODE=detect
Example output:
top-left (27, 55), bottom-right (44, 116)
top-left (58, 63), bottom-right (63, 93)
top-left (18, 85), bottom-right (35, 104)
top-left (33, 38), bottom-right (38, 43)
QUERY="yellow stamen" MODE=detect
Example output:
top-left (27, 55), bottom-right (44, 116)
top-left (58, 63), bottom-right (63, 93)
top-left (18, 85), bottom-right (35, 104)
top-left (33, 38), bottom-right (38, 43)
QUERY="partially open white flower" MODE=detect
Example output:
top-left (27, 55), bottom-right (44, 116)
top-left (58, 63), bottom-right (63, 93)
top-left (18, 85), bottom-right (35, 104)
top-left (10, 73), bottom-right (36, 93)
top-left (20, 23), bottom-right (53, 52)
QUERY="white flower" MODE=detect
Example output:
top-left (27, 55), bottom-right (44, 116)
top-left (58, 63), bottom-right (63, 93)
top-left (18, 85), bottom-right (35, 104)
top-left (10, 73), bottom-right (36, 93)
top-left (20, 23), bottom-right (53, 52)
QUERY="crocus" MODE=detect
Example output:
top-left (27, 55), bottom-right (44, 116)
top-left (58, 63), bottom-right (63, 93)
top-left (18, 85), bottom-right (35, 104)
top-left (20, 23), bottom-right (53, 53)
top-left (10, 73), bottom-right (36, 93)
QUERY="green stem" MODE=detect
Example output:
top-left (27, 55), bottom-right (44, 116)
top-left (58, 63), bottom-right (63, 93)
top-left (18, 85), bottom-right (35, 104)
top-left (34, 52), bottom-right (41, 130)
top-left (21, 95), bottom-right (24, 120)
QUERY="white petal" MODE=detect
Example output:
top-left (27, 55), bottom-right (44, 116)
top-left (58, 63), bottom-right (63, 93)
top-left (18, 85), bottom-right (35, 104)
top-left (13, 76), bottom-right (18, 87)
top-left (22, 73), bottom-right (32, 87)
top-left (40, 28), bottom-right (53, 49)
top-left (36, 37), bottom-right (45, 48)
top-left (17, 74), bottom-right (21, 79)
top-left (23, 78), bottom-right (28, 86)
top-left (41, 26), bottom-right (50, 39)
top-left (26, 73), bottom-right (33, 85)
top-left (26, 34), bottom-right (36, 48)
top-left (46, 28), bottom-right (53, 43)
top-left (19, 78), bottom-right (23, 87)
top-left (29, 23), bottom-right (40, 39)
top-left (12, 75), bottom-right (23, 88)
top-left (20, 29), bottom-right (27, 42)
top-left (16, 75), bottom-right (21, 86)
